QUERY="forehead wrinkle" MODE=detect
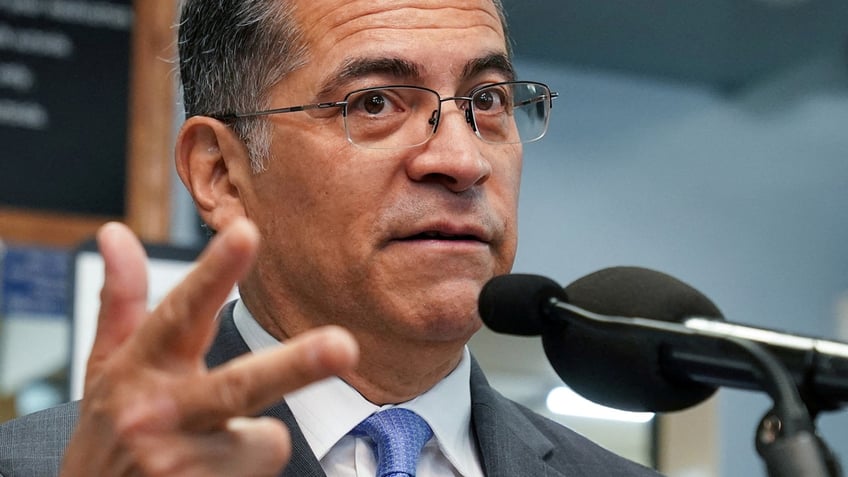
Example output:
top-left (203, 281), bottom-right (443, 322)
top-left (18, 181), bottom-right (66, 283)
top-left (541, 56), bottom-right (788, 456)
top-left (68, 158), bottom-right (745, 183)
top-left (332, 20), bottom-right (503, 46)
top-left (304, 3), bottom-right (505, 50)
top-left (328, 4), bottom-right (500, 28)
top-left (294, 1), bottom-right (509, 99)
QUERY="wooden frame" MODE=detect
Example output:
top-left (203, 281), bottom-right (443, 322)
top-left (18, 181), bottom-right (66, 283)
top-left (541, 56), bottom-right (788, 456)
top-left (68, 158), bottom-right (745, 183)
top-left (0, 1), bottom-right (178, 247)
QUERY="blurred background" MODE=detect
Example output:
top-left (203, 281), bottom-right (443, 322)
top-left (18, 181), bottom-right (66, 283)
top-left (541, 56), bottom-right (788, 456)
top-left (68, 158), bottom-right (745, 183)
top-left (2, 1), bottom-right (847, 476)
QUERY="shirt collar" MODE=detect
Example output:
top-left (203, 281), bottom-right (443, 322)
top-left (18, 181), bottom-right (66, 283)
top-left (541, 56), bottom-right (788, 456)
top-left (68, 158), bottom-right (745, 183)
top-left (232, 299), bottom-right (480, 476)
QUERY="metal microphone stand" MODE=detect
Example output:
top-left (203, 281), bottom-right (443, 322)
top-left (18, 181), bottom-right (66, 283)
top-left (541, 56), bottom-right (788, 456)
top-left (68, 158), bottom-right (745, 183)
top-left (723, 337), bottom-right (842, 477)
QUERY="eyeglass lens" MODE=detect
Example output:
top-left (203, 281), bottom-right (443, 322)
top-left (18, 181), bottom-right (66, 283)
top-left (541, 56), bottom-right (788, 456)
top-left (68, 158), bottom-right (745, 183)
top-left (343, 82), bottom-right (552, 149)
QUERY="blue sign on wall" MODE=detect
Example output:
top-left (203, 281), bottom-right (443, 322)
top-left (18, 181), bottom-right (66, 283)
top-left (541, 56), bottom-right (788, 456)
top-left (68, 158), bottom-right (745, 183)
top-left (2, 245), bottom-right (68, 317)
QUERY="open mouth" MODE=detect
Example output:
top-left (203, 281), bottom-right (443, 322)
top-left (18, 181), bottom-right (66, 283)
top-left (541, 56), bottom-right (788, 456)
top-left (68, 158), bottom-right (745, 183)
top-left (400, 231), bottom-right (483, 242)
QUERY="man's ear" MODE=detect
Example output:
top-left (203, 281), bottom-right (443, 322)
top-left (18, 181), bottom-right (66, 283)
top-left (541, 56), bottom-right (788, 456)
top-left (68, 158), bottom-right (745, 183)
top-left (175, 116), bottom-right (253, 231)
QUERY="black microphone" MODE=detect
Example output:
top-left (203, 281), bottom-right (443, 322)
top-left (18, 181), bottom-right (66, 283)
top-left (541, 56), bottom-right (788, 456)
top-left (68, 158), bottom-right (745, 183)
top-left (479, 267), bottom-right (848, 413)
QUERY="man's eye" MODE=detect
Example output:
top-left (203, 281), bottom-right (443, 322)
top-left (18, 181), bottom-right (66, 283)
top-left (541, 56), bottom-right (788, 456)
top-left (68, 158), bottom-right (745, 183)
top-left (473, 89), bottom-right (506, 112)
top-left (362, 93), bottom-right (387, 114)
top-left (351, 91), bottom-right (399, 116)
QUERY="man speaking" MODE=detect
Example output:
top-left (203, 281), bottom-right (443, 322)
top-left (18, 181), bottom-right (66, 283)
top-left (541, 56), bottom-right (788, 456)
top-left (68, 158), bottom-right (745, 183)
top-left (0, 1), bottom-right (661, 475)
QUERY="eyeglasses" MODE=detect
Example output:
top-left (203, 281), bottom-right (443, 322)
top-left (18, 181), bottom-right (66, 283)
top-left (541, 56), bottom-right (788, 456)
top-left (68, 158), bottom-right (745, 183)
top-left (212, 81), bottom-right (558, 149)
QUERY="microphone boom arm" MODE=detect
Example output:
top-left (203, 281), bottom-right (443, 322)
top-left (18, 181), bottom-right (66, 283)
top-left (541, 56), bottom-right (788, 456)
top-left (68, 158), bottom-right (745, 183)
top-left (548, 299), bottom-right (841, 477)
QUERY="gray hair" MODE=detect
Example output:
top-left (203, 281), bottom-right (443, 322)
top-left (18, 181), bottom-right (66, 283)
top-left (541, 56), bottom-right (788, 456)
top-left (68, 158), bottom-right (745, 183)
top-left (177, 0), bottom-right (510, 172)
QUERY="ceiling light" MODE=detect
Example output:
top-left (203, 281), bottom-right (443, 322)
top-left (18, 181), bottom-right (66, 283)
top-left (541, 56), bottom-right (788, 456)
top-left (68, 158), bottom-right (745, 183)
top-left (546, 386), bottom-right (655, 424)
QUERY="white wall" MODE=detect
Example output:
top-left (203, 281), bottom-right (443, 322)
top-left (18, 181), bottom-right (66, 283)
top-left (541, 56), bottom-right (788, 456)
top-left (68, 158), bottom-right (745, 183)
top-left (512, 54), bottom-right (848, 476)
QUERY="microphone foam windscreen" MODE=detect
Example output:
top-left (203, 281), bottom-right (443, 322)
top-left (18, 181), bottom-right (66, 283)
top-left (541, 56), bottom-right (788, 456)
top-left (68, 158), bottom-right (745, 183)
top-left (547, 266), bottom-right (723, 412)
top-left (564, 266), bottom-right (723, 323)
top-left (479, 273), bottom-right (565, 336)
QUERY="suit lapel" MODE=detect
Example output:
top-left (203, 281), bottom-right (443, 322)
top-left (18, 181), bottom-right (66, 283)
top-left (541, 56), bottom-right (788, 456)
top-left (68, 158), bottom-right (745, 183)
top-left (210, 305), bottom-right (572, 477)
top-left (264, 401), bottom-right (326, 477)
top-left (207, 304), bottom-right (326, 477)
top-left (470, 358), bottom-right (567, 477)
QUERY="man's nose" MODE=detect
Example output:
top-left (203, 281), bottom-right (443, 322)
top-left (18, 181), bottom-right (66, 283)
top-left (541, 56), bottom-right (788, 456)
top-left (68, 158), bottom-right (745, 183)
top-left (405, 104), bottom-right (492, 193)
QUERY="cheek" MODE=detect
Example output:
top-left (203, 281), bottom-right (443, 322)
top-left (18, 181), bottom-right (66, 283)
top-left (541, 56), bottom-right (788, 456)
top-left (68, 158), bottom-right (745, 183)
top-left (507, 147), bottom-right (523, 197)
top-left (494, 150), bottom-right (522, 272)
top-left (260, 161), bottom-right (396, 272)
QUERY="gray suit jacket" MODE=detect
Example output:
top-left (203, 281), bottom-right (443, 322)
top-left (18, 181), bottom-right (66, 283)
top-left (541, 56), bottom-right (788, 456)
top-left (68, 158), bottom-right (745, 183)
top-left (0, 303), bottom-right (662, 476)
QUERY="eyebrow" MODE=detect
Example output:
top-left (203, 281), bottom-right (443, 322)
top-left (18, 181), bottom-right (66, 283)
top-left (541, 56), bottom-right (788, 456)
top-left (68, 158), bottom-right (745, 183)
top-left (316, 57), bottom-right (421, 99)
top-left (462, 52), bottom-right (515, 82)
top-left (315, 51), bottom-right (516, 99)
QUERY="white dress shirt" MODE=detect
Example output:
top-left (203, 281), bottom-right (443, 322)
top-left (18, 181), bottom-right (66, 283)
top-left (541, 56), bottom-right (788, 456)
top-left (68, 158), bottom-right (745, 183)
top-left (232, 300), bottom-right (486, 477)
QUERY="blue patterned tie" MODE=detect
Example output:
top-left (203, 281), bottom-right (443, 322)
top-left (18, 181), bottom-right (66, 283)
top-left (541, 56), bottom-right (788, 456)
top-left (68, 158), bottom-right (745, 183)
top-left (353, 408), bottom-right (434, 477)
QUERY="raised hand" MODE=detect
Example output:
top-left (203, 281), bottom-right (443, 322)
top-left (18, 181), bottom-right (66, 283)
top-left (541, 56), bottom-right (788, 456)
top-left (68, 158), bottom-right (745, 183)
top-left (60, 218), bottom-right (358, 477)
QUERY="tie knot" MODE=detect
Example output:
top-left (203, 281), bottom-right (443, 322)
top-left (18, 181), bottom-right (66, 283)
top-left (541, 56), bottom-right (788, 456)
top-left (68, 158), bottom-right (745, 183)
top-left (353, 408), bottom-right (433, 477)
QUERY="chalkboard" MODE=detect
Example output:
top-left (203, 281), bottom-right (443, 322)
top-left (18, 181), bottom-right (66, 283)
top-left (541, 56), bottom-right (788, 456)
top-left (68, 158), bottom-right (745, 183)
top-left (0, 0), bottom-right (133, 216)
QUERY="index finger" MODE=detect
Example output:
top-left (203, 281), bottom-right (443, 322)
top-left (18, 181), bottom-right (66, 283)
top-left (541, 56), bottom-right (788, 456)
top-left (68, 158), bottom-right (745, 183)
top-left (177, 325), bottom-right (359, 429)
top-left (130, 218), bottom-right (260, 367)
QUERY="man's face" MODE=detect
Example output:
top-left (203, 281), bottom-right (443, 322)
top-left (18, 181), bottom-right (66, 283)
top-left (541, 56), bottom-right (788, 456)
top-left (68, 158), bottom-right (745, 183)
top-left (240, 0), bottom-right (521, 346)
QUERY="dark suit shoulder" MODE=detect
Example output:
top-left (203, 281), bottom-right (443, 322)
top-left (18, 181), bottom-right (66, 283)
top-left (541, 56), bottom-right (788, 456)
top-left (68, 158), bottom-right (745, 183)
top-left (0, 401), bottom-right (80, 476)
top-left (470, 358), bottom-right (662, 476)
top-left (511, 400), bottom-right (662, 476)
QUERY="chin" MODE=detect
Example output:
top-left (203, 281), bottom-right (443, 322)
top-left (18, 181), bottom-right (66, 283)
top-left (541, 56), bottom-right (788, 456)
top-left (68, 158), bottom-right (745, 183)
top-left (403, 292), bottom-right (484, 343)
top-left (370, 268), bottom-right (492, 341)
